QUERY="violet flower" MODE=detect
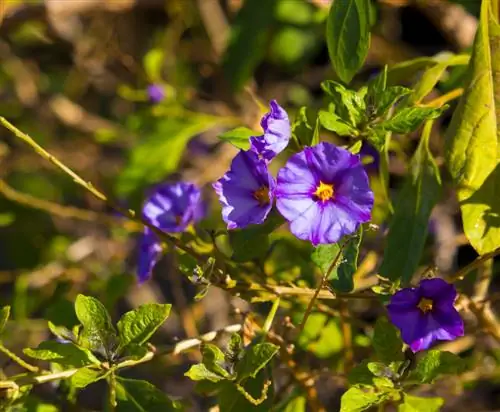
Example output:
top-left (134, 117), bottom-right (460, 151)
top-left (137, 182), bottom-right (205, 282)
top-left (147, 84), bottom-right (165, 104)
top-left (213, 150), bottom-right (275, 229)
top-left (250, 100), bottom-right (291, 162)
top-left (275, 142), bottom-right (374, 245)
top-left (387, 278), bottom-right (464, 352)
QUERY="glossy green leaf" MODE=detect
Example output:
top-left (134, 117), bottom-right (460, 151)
top-left (185, 364), bottom-right (226, 383)
top-left (201, 343), bottom-right (232, 379)
top-left (379, 121), bottom-right (441, 284)
top-left (116, 117), bottom-right (217, 197)
top-left (0, 306), bottom-right (10, 334)
top-left (319, 111), bottom-right (358, 136)
top-left (445, 0), bottom-right (500, 254)
top-left (375, 86), bottom-right (412, 117)
top-left (70, 367), bottom-right (110, 389)
top-left (222, 0), bottom-right (278, 92)
top-left (115, 377), bottom-right (180, 411)
top-left (24, 341), bottom-right (100, 367)
top-left (326, 0), bottom-right (371, 84)
top-left (321, 81), bottom-right (365, 126)
top-left (74, 294), bottom-right (117, 360)
top-left (372, 318), bottom-right (404, 364)
top-left (410, 350), bottom-right (466, 384)
top-left (236, 343), bottom-right (279, 381)
top-left (398, 394), bottom-right (444, 412)
top-left (117, 303), bottom-right (171, 349)
top-left (382, 107), bottom-right (442, 134)
top-left (218, 127), bottom-right (255, 150)
top-left (340, 387), bottom-right (383, 412)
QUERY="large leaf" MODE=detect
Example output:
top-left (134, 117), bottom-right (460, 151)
top-left (379, 121), bottom-right (441, 285)
top-left (74, 294), bottom-right (117, 360)
top-left (372, 318), bottom-right (403, 363)
top-left (115, 378), bottom-right (179, 412)
top-left (222, 0), bottom-right (278, 92)
top-left (236, 343), bottom-right (279, 381)
top-left (116, 117), bottom-right (217, 197)
top-left (410, 350), bottom-right (466, 384)
top-left (326, 0), bottom-right (371, 84)
top-left (117, 303), bottom-right (171, 349)
top-left (24, 341), bottom-right (100, 367)
top-left (445, 0), bottom-right (500, 254)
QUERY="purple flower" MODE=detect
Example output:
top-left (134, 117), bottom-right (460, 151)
top-left (213, 150), bottom-right (275, 229)
top-left (275, 142), bottom-right (373, 245)
top-left (138, 182), bottom-right (205, 282)
top-left (387, 278), bottom-right (464, 352)
top-left (147, 84), bottom-right (165, 104)
top-left (250, 100), bottom-right (291, 161)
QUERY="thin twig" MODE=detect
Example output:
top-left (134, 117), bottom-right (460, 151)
top-left (0, 342), bottom-right (39, 373)
top-left (449, 247), bottom-right (500, 282)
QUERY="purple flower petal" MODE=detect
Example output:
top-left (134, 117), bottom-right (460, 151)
top-left (137, 229), bottom-right (163, 283)
top-left (276, 142), bottom-right (373, 245)
top-left (213, 150), bottom-right (275, 229)
top-left (250, 100), bottom-right (291, 161)
top-left (147, 84), bottom-right (165, 104)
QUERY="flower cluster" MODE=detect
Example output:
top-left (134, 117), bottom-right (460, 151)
top-left (213, 100), bottom-right (374, 246)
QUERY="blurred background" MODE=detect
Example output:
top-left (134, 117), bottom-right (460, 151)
top-left (0, 0), bottom-right (492, 410)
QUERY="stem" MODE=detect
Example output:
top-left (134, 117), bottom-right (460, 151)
top-left (0, 117), bottom-right (203, 262)
top-left (108, 372), bottom-right (117, 410)
top-left (262, 297), bottom-right (281, 335)
top-left (473, 258), bottom-right (493, 302)
top-left (419, 88), bottom-right (464, 108)
top-left (449, 247), bottom-right (500, 282)
top-left (0, 342), bottom-right (39, 373)
top-left (296, 244), bottom-right (346, 335)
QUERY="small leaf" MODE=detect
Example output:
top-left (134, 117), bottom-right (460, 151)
top-left (0, 306), bottom-right (10, 334)
top-left (201, 343), bottom-right (232, 379)
top-left (71, 367), bottom-right (109, 389)
top-left (74, 294), bottom-right (117, 360)
top-left (398, 394), bottom-right (444, 412)
top-left (117, 303), bottom-right (171, 349)
top-left (372, 318), bottom-right (404, 363)
top-left (348, 360), bottom-right (374, 386)
top-left (48, 321), bottom-right (76, 342)
top-left (411, 350), bottom-right (466, 384)
top-left (444, 0), bottom-right (500, 254)
top-left (24, 341), bottom-right (100, 367)
top-left (382, 107), bottom-right (442, 134)
top-left (379, 121), bottom-right (441, 284)
top-left (321, 81), bottom-right (365, 126)
top-left (319, 111), bottom-right (358, 136)
top-left (236, 343), bottom-right (279, 381)
top-left (375, 86), bottom-right (412, 117)
top-left (340, 387), bottom-right (384, 412)
top-left (185, 364), bottom-right (226, 383)
top-left (292, 106), bottom-right (317, 146)
top-left (218, 127), bottom-right (256, 150)
top-left (326, 0), bottom-right (371, 84)
top-left (115, 377), bottom-right (180, 411)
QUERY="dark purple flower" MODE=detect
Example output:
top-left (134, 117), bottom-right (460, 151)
top-left (137, 182), bottom-right (205, 282)
top-left (147, 84), bottom-right (165, 104)
top-left (387, 278), bottom-right (464, 352)
top-left (275, 142), bottom-right (373, 245)
top-left (250, 100), bottom-right (291, 161)
top-left (213, 150), bottom-right (275, 229)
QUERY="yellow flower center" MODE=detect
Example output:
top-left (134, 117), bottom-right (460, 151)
top-left (417, 298), bottom-right (434, 314)
top-left (253, 186), bottom-right (270, 206)
top-left (314, 181), bottom-right (335, 203)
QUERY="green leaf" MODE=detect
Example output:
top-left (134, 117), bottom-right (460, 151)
top-left (229, 212), bottom-right (284, 262)
top-left (70, 367), bottom-right (109, 389)
top-left (398, 394), bottom-right (444, 412)
top-left (321, 81), bottom-right (365, 126)
top-left (379, 121), bottom-right (441, 284)
top-left (201, 343), bottom-right (232, 379)
top-left (372, 317), bottom-right (404, 363)
top-left (116, 117), bottom-right (217, 197)
top-left (115, 377), bottom-right (180, 412)
top-left (143, 48), bottom-right (164, 83)
top-left (382, 107), bottom-right (442, 134)
top-left (444, 0), bottom-right (500, 254)
top-left (74, 294), bottom-right (117, 360)
top-left (326, 0), bottom-right (371, 84)
top-left (348, 360), bottom-right (374, 386)
top-left (366, 65), bottom-right (387, 106)
top-left (319, 111), bottom-right (358, 136)
top-left (48, 321), bottom-right (76, 342)
top-left (185, 364), bottom-right (226, 383)
top-left (375, 86), bottom-right (412, 117)
top-left (117, 303), bottom-right (171, 349)
top-left (340, 387), bottom-right (384, 412)
top-left (0, 306), bottom-right (10, 334)
top-left (292, 106), bottom-right (317, 146)
top-left (222, 0), bottom-right (278, 92)
top-left (24, 341), bottom-right (100, 367)
top-left (297, 313), bottom-right (343, 358)
top-left (411, 350), bottom-right (466, 384)
top-left (236, 343), bottom-right (279, 381)
top-left (218, 127), bottom-right (256, 150)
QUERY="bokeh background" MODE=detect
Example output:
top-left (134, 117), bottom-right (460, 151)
top-left (0, 0), bottom-right (493, 410)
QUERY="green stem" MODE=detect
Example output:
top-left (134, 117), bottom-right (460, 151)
top-left (108, 372), bottom-right (117, 410)
top-left (449, 247), bottom-right (500, 282)
top-left (262, 297), bottom-right (281, 336)
top-left (0, 342), bottom-right (39, 373)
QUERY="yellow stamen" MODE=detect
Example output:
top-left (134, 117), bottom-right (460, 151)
top-left (253, 186), bottom-right (270, 206)
top-left (313, 181), bottom-right (335, 203)
top-left (417, 298), bottom-right (434, 313)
